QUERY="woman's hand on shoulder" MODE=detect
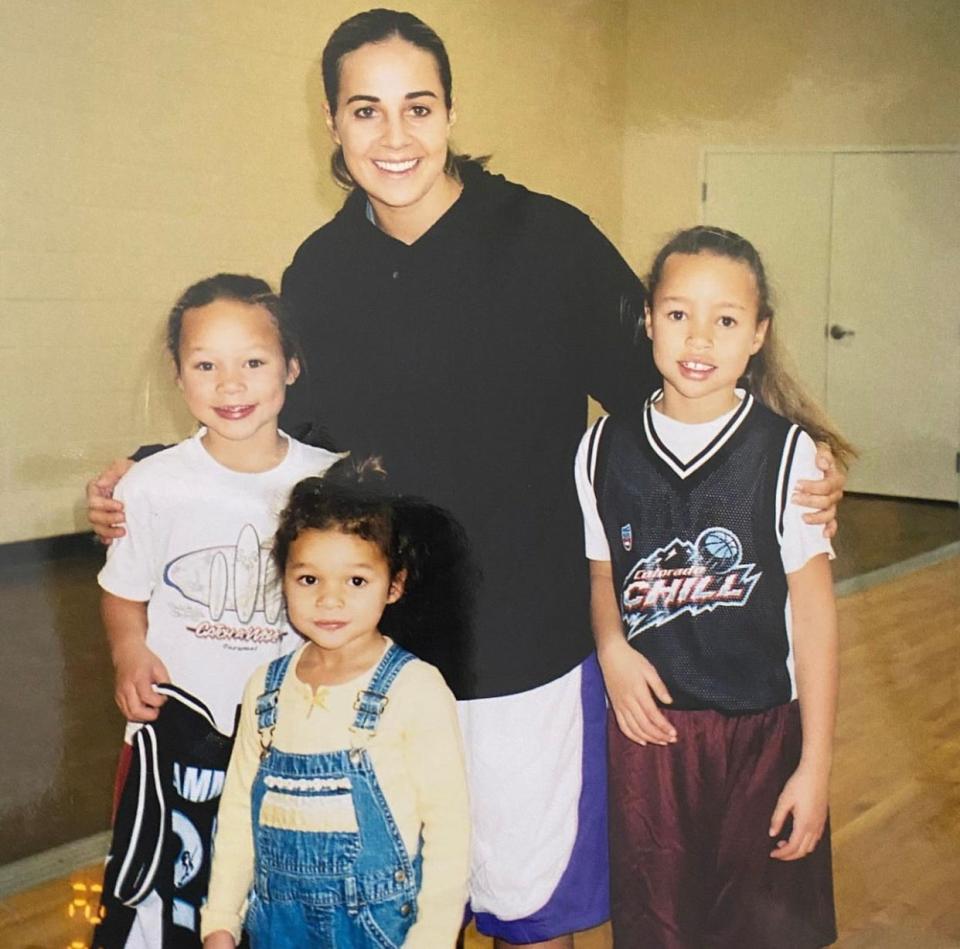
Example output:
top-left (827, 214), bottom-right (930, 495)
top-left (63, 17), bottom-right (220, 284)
top-left (794, 443), bottom-right (845, 539)
top-left (598, 638), bottom-right (677, 747)
top-left (86, 457), bottom-right (134, 542)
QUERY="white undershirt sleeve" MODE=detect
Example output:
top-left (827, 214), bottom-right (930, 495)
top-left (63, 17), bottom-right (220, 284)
top-left (574, 421), bottom-right (612, 561)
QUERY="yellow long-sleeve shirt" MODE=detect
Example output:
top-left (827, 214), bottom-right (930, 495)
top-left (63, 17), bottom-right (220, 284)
top-left (201, 641), bottom-right (470, 947)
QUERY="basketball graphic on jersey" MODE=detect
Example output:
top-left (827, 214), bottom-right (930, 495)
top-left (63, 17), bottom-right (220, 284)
top-left (621, 526), bottom-right (761, 640)
top-left (696, 527), bottom-right (742, 574)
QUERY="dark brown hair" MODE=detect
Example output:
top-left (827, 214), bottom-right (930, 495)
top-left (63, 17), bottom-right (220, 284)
top-left (166, 273), bottom-right (302, 373)
top-left (273, 456), bottom-right (408, 578)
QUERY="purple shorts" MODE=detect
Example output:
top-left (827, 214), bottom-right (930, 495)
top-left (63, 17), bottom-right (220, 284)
top-left (608, 701), bottom-right (836, 948)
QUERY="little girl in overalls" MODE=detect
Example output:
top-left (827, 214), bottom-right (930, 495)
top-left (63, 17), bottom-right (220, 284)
top-left (201, 461), bottom-right (471, 948)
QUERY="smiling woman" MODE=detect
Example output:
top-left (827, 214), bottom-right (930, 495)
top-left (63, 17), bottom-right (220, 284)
top-left (324, 36), bottom-right (462, 243)
top-left (274, 17), bottom-right (662, 949)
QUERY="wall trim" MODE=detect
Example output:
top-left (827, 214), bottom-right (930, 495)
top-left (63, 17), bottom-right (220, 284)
top-left (0, 533), bottom-right (100, 570)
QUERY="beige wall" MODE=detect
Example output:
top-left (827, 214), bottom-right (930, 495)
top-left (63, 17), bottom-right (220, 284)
top-left (3, 1), bottom-right (958, 542)
top-left (620, 0), bottom-right (960, 271)
top-left (0, 0), bottom-right (627, 543)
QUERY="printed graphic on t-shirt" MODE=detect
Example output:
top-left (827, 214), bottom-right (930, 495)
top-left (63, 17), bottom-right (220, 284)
top-left (162, 523), bottom-right (287, 649)
top-left (621, 527), bottom-right (761, 639)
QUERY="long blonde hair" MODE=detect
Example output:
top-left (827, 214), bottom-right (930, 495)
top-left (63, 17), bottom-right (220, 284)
top-left (647, 226), bottom-right (856, 468)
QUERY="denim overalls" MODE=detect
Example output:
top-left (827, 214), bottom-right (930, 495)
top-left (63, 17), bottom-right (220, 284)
top-left (246, 644), bottom-right (422, 947)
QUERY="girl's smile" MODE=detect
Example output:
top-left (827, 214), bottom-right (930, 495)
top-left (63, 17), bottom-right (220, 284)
top-left (213, 404), bottom-right (257, 420)
top-left (677, 359), bottom-right (717, 380)
top-left (645, 251), bottom-right (768, 424)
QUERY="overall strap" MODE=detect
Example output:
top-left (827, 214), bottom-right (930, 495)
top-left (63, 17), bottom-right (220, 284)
top-left (352, 644), bottom-right (416, 733)
top-left (255, 651), bottom-right (296, 756)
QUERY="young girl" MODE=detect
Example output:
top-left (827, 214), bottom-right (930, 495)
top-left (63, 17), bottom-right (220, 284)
top-left (576, 226), bottom-right (853, 948)
top-left (94, 274), bottom-right (339, 947)
top-left (200, 463), bottom-right (470, 948)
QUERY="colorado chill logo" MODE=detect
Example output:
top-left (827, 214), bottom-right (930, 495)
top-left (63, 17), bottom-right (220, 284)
top-left (621, 527), bottom-right (761, 640)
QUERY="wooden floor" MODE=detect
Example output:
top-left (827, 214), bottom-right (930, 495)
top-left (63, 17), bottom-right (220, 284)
top-left (1, 556), bottom-right (958, 948)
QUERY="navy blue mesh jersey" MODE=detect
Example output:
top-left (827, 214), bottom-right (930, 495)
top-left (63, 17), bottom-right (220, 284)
top-left (585, 393), bottom-right (804, 713)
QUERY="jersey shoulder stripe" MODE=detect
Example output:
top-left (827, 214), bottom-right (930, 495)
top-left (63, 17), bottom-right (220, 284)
top-left (585, 415), bottom-right (609, 488)
top-left (775, 424), bottom-right (803, 544)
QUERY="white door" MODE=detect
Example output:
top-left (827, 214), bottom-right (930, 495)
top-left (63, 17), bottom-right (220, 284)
top-left (704, 149), bottom-right (960, 501)
top-left (826, 152), bottom-right (960, 500)
top-left (703, 151), bottom-right (833, 405)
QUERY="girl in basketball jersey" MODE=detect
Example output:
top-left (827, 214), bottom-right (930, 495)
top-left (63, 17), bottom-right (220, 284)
top-left (200, 462), bottom-right (470, 948)
top-left (575, 226), bottom-right (854, 947)
top-left (95, 274), bottom-right (339, 947)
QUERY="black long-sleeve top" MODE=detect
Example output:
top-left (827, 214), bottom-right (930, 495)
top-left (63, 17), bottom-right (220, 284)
top-left (281, 161), bottom-right (656, 700)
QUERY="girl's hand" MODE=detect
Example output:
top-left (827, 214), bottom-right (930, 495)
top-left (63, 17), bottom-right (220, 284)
top-left (598, 638), bottom-right (677, 746)
top-left (769, 763), bottom-right (830, 861)
top-left (113, 642), bottom-right (170, 721)
top-left (202, 932), bottom-right (236, 949)
top-left (86, 457), bottom-right (133, 543)
top-left (793, 444), bottom-right (845, 539)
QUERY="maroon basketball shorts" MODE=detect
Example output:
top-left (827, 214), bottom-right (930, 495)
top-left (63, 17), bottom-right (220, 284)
top-left (608, 700), bottom-right (836, 948)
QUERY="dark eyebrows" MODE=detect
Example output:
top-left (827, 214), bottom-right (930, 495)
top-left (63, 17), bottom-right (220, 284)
top-left (344, 90), bottom-right (438, 105)
top-left (659, 295), bottom-right (747, 311)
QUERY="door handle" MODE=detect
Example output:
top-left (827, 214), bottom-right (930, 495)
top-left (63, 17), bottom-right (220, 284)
top-left (828, 324), bottom-right (856, 340)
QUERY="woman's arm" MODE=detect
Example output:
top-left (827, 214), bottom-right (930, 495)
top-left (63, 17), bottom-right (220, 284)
top-left (769, 553), bottom-right (838, 860)
top-left (795, 446), bottom-right (846, 537)
top-left (86, 457), bottom-right (134, 541)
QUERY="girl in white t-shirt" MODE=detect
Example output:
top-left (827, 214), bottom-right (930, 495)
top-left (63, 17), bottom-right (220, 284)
top-left (94, 274), bottom-right (338, 947)
top-left (575, 227), bottom-right (854, 948)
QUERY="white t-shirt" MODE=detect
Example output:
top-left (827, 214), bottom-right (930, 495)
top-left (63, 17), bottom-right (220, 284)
top-left (99, 430), bottom-right (340, 735)
top-left (575, 396), bottom-right (834, 574)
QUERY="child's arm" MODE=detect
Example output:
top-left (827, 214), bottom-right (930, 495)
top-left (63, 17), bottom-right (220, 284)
top-left (200, 674), bottom-right (262, 944)
top-left (101, 591), bottom-right (169, 721)
top-left (201, 933), bottom-right (235, 949)
top-left (574, 424), bottom-right (676, 746)
top-left (769, 552), bottom-right (838, 860)
top-left (400, 664), bottom-right (471, 949)
top-left (590, 560), bottom-right (677, 746)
